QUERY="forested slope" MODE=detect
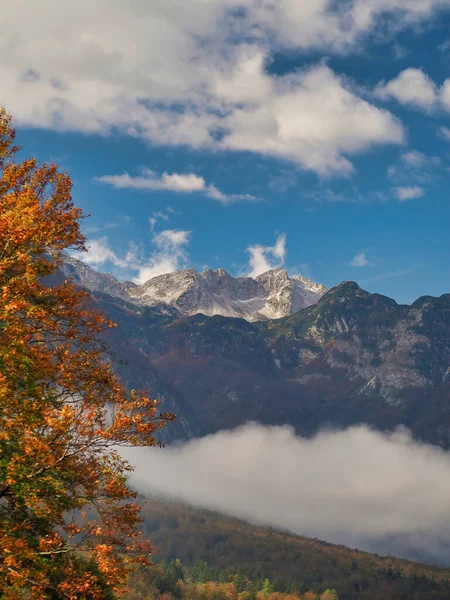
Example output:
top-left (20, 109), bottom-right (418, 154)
top-left (134, 499), bottom-right (450, 600)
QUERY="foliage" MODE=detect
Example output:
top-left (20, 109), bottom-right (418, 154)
top-left (122, 559), bottom-right (338, 600)
top-left (139, 499), bottom-right (450, 600)
top-left (0, 108), bottom-right (175, 599)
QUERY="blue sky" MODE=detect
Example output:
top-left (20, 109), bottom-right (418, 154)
top-left (4, 0), bottom-right (450, 304)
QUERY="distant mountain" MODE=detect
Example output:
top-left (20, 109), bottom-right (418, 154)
top-left (61, 256), bottom-right (327, 321)
top-left (59, 258), bottom-right (450, 447)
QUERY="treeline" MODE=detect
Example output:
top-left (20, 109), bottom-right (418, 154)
top-left (139, 498), bottom-right (450, 600)
top-left (123, 559), bottom-right (338, 600)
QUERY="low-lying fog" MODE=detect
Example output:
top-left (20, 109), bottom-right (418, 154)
top-left (123, 424), bottom-right (450, 565)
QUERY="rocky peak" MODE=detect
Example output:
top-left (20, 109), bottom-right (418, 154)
top-left (256, 267), bottom-right (289, 279)
top-left (326, 281), bottom-right (362, 296)
top-left (60, 255), bottom-right (131, 301)
top-left (208, 267), bottom-right (231, 278)
top-left (60, 256), bottom-right (327, 321)
top-left (200, 268), bottom-right (233, 285)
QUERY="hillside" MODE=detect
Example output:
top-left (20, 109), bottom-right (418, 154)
top-left (135, 498), bottom-right (450, 600)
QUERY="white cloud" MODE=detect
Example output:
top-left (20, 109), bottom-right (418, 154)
top-left (250, 0), bottom-right (450, 51)
top-left (83, 222), bottom-right (119, 235)
top-left (124, 423), bottom-right (450, 563)
top-left (97, 170), bottom-right (258, 204)
top-left (204, 185), bottom-right (229, 203)
top-left (438, 125), bottom-right (450, 140)
top-left (97, 171), bottom-right (206, 193)
top-left (153, 211), bottom-right (170, 221)
top-left (219, 62), bottom-right (404, 176)
top-left (376, 68), bottom-right (450, 115)
top-left (132, 229), bottom-right (191, 283)
top-left (439, 78), bottom-right (450, 111)
top-left (350, 250), bottom-right (372, 267)
top-left (150, 209), bottom-right (175, 231)
top-left (401, 150), bottom-right (427, 166)
top-left (272, 234), bottom-right (287, 260)
top-left (0, 0), bottom-right (421, 176)
top-left (156, 229), bottom-right (190, 246)
top-left (73, 228), bottom-right (191, 283)
top-left (82, 237), bottom-right (128, 268)
top-left (247, 233), bottom-right (287, 278)
top-left (205, 184), bottom-right (259, 204)
top-left (393, 186), bottom-right (424, 201)
top-left (393, 149), bottom-right (440, 174)
top-left (375, 68), bottom-right (438, 110)
top-left (388, 149), bottom-right (441, 197)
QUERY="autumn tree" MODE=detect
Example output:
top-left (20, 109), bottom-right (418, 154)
top-left (319, 592), bottom-right (339, 600)
top-left (0, 108), bottom-right (175, 599)
top-left (261, 579), bottom-right (273, 599)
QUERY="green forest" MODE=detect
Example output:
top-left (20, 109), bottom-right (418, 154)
top-left (133, 498), bottom-right (450, 600)
top-left (123, 559), bottom-right (338, 600)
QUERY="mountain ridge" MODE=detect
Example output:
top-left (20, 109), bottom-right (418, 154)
top-left (137, 497), bottom-right (450, 598)
top-left (61, 256), bottom-right (327, 321)
top-left (58, 257), bottom-right (450, 447)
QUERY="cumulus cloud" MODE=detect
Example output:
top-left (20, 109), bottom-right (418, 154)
top-left (82, 237), bottom-right (129, 268)
top-left (135, 229), bottom-right (191, 282)
top-left (250, 0), bottom-right (450, 50)
top-left (247, 233), bottom-right (287, 278)
top-left (74, 228), bottom-right (191, 283)
top-left (375, 68), bottom-right (438, 110)
top-left (218, 62), bottom-right (404, 176)
top-left (0, 0), bottom-right (422, 176)
top-left (393, 186), bottom-right (424, 201)
top-left (349, 250), bottom-right (372, 267)
top-left (123, 423), bottom-right (450, 563)
top-left (97, 170), bottom-right (258, 204)
top-left (376, 68), bottom-right (450, 114)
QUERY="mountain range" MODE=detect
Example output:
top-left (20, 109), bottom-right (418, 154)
top-left (60, 257), bottom-right (450, 447)
top-left (61, 256), bottom-right (327, 321)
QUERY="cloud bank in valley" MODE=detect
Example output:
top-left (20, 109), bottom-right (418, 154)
top-left (123, 423), bottom-right (450, 564)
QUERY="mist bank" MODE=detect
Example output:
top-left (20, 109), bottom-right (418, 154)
top-left (123, 423), bottom-right (450, 564)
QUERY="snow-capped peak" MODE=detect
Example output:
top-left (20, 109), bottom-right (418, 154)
top-left (60, 257), bottom-right (327, 321)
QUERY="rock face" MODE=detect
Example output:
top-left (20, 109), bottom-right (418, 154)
top-left (60, 256), bottom-right (134, 302)
top-left (61, 256), bottom-right (327, 321)
top-left (59, 257), bottom-right (450, 447)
